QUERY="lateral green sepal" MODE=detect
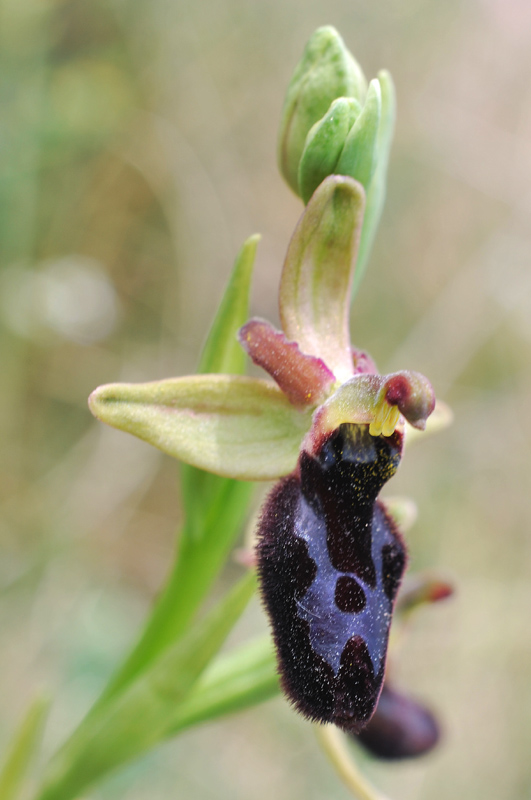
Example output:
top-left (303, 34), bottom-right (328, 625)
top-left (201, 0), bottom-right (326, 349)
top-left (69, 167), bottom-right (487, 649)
top-left (89, 375), bottom-right (311, 480)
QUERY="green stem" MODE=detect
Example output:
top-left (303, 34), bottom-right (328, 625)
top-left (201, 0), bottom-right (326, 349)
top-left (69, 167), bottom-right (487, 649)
top-left (315, 725), bottom-right (391, 800)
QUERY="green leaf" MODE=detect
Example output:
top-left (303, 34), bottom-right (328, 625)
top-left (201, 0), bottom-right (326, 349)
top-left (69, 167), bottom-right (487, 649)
top-left (180, 232), bottom-right (259, 539)
top-left (336, 78), bottom-right (382, 192)
top-left (89, 375), bottom-right (311, 480)
top-left (92, 477), bottom-right (253, 715)
top-left (298, 97), bottom-right (361, 204)
top-left (196, 234), bottom-right (260, 377)
top-left (0, 696), bottom-right (49, 800)
top-left (278, 26), bottom-right (367, 195)
top-left (353, 70), bottom-right (396, 296)
top-left (86, 237), bottom-right (259, 712)
top-left (35, 573), bottom-right (257, 800)
top-left (168, 636), bottom-right (280, 734)
top-left (279, 175), bottom-right (365, 383)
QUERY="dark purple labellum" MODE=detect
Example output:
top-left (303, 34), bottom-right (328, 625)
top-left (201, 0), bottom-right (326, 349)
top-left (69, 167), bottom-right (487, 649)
top-left (257, 423), bottom-right (407, 733)
top-left (355, 684), bottom-right (440, 759)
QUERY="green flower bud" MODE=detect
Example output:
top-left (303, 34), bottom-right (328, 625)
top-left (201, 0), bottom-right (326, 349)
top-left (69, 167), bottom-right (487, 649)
top-left (336, 78), bottom-right (382, 192)
top-left (298, 97), bottom-right (361, 204)
top-left (278, 26), bottom-right (367, 196)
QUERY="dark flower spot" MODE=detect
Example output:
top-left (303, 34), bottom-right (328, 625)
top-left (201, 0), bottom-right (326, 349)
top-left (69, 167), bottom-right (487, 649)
top-left (335, 575), bottom-right (367, 613)
top-left (325, 514), bottom-right (376, 586)
top-left (334, 635), bottom-right (380, 732)
top-left (381, 542), bottom-right (406, 601)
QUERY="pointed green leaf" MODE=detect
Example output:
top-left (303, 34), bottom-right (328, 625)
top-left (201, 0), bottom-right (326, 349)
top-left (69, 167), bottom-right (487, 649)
top-left (279, 175), bottom-right (365, 383)
top-left (196, 234), bottom-right (260, 376)
top-left (35, 573), bottom-right (256, 800)
top-left (0, 696), bottom-right (49, 800)
top-left (180, 231), bottom-right (258, 544)
top-left (87, 238), bottom-right (260, 713)
top-left (278, 26), bottom-right (367, 195)
top-left (353, 70), bottom-right (396, 295)
top-left (91, 478), bottom-right (254, 714)
top-left (298, 97), bottom-right (361, 204)
top-left (168, 636), bottom-right (279, 734)
top-left (89, 375), bottom-right (311, 480)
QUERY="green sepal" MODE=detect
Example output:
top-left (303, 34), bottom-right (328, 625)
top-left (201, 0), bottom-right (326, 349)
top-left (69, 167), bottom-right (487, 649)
top-left (34, 573), bottom-right (257, 800)
top-left (279, 175), bottom-right (365, 383)
top-left (336, 78), bottom-right (381, 193)
top-left (298, 97), bottom-right (361, 204)
top-left (278, 26), bottom-right (367, 196)
top-left (89, 375), bottom-right (311, 480)
top-left (0, 696), bottom-right (49, 800)
top-left (168, 635), bottom-right (279, 734)
top-left (353, 70), bottom-right (396, 295)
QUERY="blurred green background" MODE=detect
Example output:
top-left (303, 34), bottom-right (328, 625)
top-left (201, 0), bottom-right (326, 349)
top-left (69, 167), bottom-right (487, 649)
top-left (1, 0), bottom-right (530, 798)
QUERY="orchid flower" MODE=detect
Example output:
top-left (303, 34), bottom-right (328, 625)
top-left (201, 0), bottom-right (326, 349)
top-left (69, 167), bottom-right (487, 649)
top-left (88, 176), bottom-right (434, 482)
top-left (89, 174), bottom-right (436, 733)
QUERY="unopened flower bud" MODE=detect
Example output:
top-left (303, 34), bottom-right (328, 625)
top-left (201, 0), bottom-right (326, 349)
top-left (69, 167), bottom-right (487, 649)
top-left (355, 685), bottom-right (440, 759)
top-left (278, 26), bottom-right (367, 196)
top-left (335, 78), bottom-right (382, 192)
top-left (298, 97), bottom-right (361, 204)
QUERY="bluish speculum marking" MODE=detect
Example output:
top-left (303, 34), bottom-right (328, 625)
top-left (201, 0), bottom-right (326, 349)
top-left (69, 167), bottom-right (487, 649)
top-left (295, 499), bottom-right (395, 675)
top-left (294, 424), bottom-right (404, 676)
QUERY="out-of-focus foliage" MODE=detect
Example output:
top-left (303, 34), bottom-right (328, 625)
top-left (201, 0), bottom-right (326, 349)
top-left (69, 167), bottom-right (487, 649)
top-left (1, 1), bottom-right (531, 799)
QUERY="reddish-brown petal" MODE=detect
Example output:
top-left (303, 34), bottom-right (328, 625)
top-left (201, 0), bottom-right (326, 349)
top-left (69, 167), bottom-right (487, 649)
top-left (239, 318), bottom-right (336, 408)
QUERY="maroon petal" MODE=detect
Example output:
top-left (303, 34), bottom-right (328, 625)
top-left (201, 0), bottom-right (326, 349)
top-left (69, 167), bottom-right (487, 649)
top-left (239, 318), bottom-right (336, 408)
top-left (351, 347), bottom-right (378, 375)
